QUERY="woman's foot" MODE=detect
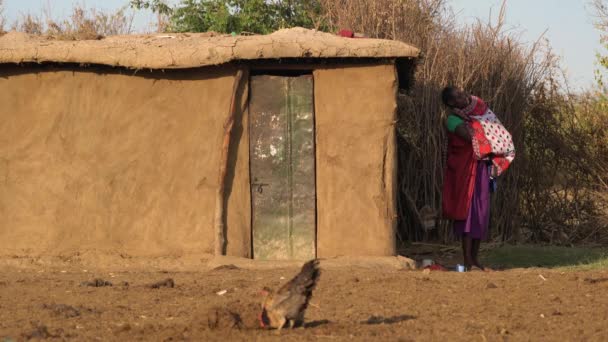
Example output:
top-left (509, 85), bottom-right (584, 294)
top-left (472, 260), bottom-right (485, 271)
top-left (472, 262), bottom-right (494, 272)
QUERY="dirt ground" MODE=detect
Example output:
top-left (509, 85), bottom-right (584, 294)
top-left (1, 257), bottom-right (608, 342)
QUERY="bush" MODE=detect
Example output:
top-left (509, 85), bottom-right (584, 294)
top-left (521, 83), bottom-right (608, 245)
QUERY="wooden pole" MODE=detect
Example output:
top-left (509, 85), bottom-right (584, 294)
top-left (214, 68), bottom-right (245, 256)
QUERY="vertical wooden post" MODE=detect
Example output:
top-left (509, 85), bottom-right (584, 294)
top-left (214, 68), bottom-right (245, 256)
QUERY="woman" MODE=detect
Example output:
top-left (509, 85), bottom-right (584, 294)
top-left (441, 86), bottom-right (515, 271)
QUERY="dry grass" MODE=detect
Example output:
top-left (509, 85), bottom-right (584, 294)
top-left (0, 0), bottom-right (4, 34)
top-left (593, 0), bottom-right (608, 88)
top-left (8, 4), bottom-right (133, 39)
top-left (519, 84), bottom-right (608, 245)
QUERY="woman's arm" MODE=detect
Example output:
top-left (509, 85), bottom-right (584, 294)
top-left (454, 123), bottom-right (472, 142)
top-left (446, 114), bottom-right (471, 141)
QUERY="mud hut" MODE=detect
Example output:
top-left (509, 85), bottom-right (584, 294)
top-left (0, 28), bottom-right (419, 261)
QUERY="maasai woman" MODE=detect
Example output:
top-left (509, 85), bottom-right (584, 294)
top-left (441, 86), bottom-right (515, 271)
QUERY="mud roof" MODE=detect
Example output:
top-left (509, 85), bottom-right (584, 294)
top-left (0, 27), bottom-right (419, 70)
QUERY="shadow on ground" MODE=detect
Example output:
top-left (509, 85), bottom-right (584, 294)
top-left (361, 315), bottom-right (416, 325)
top-left (303, 320), bottom-right (330, 328)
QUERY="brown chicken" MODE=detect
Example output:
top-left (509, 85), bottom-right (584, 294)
top-left (258, 259), bottom-right (320, 330)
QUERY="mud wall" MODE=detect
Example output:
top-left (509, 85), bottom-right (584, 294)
top-left (0, 62), bottom-right (397, 259)
top-left (225, 70), bottom-right (251, 257)
top-left (0, 65), bottom-right (251, 257)
top-left (314, 64), bottom-right (397, 257)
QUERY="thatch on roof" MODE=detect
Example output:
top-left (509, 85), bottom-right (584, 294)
top-left (0, 27), bottom-right (420, 70)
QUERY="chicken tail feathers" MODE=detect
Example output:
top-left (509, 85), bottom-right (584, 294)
top-left (291, 259), bottom-right (320, 301)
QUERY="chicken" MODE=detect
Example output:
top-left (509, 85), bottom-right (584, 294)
top-left (258, 259), bottom-right (320, 330)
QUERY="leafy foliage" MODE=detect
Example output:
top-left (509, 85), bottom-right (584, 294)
top-left (130, 0), bottom-right (325, 34)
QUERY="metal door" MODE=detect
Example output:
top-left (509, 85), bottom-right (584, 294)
top-left (249, 75), bottom-right (316, 260)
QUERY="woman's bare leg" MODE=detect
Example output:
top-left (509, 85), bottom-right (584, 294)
top-left (472, 239), bottom-right (484, 270)
top-left (473, 239), bottom-right (494, 271)
top-left (461, 234), bottom-right (473, 271)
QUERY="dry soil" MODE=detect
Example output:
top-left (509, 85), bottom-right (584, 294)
top-left (1, 259), bottom-right (607, 341)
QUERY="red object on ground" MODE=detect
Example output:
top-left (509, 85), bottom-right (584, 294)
top-left (425, 264), bottom-right (448, 271)
top-left (338, 29), bottom-right (355, 38)
top-left (338, 29), bottom-right (367, 38)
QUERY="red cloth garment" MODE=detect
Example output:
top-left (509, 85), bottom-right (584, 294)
top-left (442, 132), bottom-right (477, 220)
top-left (424, 264), bottom-right (448, 271)
top-left (338, 29), bottom-right (355, 38)
top-left (463, 96), bottom-right (516, 176)
top-left (337, 29), bottom-right (366, 38)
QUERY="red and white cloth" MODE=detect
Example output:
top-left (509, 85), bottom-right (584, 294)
top-left (461, 96), bottom-right (515, 176)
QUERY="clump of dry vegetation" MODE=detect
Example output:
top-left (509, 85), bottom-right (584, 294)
top-left (0, 0), bottom-right (5, 34)
top-left (8, 4), bottom-right (133, 39)
top-left (520, 82), bottom-right (608, 245)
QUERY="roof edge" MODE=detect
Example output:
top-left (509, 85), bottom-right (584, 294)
top-left (0, 27), bottom-right (420, 70)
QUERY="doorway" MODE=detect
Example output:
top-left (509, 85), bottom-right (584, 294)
top-left (248, 74), bottom-right (316, 260)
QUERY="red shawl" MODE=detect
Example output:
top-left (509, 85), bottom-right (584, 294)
top-left (442, 132), bottom-right (477, 220)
